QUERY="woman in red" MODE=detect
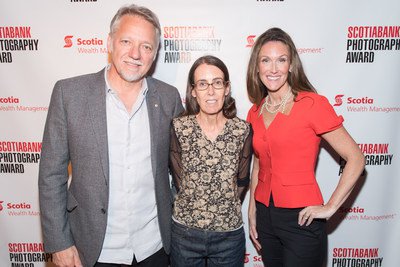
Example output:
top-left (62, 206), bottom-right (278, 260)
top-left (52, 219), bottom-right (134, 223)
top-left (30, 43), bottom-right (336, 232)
top-left (246, 27), bottom-right (365, 267)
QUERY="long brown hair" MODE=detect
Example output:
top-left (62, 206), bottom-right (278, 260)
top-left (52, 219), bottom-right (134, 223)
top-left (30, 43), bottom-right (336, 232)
top-left (183, 55), bottom-right (236, 119)
top-left (247, 27), bottom-right (316, 106)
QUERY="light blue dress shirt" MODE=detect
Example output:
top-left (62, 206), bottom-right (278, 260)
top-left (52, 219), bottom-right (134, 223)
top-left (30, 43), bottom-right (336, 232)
top-left (98, 68), bottom-right (162, 264)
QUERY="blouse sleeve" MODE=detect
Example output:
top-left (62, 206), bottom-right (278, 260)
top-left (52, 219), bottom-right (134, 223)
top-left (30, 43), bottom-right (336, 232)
top-left (309, 95), bottom-right (344, 135)
top-left (237, 126), bottom-right (253, 187)
top-left (169, 123), bottom-right (183, 192)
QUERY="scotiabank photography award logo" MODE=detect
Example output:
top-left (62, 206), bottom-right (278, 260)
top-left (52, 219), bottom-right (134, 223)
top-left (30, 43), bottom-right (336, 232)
top-left (331, 248), bottom-right (384, 266)
top-left (8, 243), bottom-right (52, 265)
top-left (0, 141), bottom-right (41, 174)
top-left (162, 26), bottom-right (222, 63)
top-left (345, 25), bottom-right (400, 63)
top-left (63, 34), bottom-right (107, 54)
top-left (0, 26), bottom-right (39, 63)
top-left (339, 143), bottom-right (394, 174)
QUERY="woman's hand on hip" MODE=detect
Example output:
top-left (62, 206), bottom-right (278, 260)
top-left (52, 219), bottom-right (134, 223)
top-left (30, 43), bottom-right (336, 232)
top-left (298, 204), bottom-right (336, 226)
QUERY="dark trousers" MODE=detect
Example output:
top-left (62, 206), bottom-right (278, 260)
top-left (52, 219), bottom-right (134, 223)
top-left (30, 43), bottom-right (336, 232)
top-left (256, 199), bottom-right (327, 267)
top-left (170, 220), bottom-right (245, 267)
top-left (94, 248), bottom-right (169, 267)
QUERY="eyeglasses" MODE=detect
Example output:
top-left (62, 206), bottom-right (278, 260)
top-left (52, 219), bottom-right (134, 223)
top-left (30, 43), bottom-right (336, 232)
top-left (192, 78), bottom-right (228, 91)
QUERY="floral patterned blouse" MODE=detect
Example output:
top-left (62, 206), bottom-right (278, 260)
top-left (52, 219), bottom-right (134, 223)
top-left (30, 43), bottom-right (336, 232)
top-left (169, 115), bottom-right (253, 231)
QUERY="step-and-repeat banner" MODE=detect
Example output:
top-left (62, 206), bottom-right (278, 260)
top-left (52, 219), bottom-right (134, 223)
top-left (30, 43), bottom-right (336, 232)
top-left (1, 1), bottom-right (399, 266)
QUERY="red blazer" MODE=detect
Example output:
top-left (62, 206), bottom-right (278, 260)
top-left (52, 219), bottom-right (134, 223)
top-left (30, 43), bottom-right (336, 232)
top-left (247, 92), bottom-right (343, 208)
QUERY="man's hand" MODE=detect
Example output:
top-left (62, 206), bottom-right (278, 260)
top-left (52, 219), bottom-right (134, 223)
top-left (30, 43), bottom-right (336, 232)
top-left (53, 246), bottom-right (83, 267)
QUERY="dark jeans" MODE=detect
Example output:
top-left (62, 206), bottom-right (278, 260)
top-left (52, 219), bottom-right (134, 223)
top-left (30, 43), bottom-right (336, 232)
top-left (256, 200), bottom-right (327, 267)
top-left (170, 220), bottom-right (245, 267)
top-left (94, 248), bottom-right (169, 267)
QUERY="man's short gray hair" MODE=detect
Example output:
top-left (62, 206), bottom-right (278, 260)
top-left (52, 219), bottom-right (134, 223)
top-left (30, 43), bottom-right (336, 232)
top-left (109, 4), bottom-right (161, 46)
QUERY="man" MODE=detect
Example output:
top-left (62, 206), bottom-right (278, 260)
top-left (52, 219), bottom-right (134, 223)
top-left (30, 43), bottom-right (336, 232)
top-left (38, 4), bottom-right (183, 267)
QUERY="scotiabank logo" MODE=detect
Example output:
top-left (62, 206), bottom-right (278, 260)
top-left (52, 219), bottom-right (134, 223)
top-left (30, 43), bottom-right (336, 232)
top-left (63, 35), bottom-right (104, 48)
top-left (244, 252), bottom-right (263, 263)
top-left (0, 96), bottom-right (19, 104)
top-left (246, 35), bottom-right (256, 47)
top-left (0, 201), bottom-right (31, 212)
top-left (7, 202), bottom-right (31, 209)
top-left (244, 253), bottom-right (250, 263)
top-left (64, 35), bottom-right (73, 48)
top-left (1, 201), bottom-right (40, 216)
top-left (338, 206), bottom-right (365, 214)
top-left (334, 93), bottom-right (399, 113)
top-left (245, 35), bottom-right (323, 55)
top-left (348, 97), bottom-right (374, 104)
top-left (333, 94), bottom-right (374, 106)
top-left (333, 94), bottom-right (345, 106)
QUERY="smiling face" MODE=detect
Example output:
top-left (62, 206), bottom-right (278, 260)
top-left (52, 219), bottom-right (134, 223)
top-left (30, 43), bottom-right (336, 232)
top-left (107, 15), bottom-right (157, 83)
top-left (258, 41), bottom-right (292, 93)
top-left (191, 63), bottom-right (230, 117)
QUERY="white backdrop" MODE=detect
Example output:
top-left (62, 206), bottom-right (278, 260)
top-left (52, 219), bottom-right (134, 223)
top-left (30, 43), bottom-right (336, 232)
top-left (1, 0), bottom-right (399, 266)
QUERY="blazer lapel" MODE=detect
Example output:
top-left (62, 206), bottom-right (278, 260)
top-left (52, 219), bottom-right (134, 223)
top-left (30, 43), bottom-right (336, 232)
top-left (146, 78), bottom-right (161, 179)
top-left (87, 69), bottom-right (109, 185)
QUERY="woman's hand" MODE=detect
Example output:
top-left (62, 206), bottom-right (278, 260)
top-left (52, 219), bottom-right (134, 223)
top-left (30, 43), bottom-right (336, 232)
top-left (249, 204), bottom-right (262, 250)
top-left (298, 204), bottom-right (336, 226)
top-left (248, 157), bottom-right (261, 250)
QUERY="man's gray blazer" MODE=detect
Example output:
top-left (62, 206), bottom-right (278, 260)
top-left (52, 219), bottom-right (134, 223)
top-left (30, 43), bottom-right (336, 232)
top-left (38, 68), bottom-right (184, 266)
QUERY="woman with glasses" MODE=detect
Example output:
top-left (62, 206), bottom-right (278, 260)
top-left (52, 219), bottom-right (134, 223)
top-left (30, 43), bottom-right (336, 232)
top-left (169, 55), bottom-right (252, 267)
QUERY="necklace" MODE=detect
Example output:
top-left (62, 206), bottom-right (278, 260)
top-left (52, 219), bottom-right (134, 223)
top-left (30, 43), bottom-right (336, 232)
top-left (259, 87), bottom-right (292, 115)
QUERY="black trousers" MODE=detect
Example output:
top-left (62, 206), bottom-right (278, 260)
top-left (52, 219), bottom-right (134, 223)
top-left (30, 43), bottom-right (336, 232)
top-left (94, 248), bottom-right (169, 267)
top-left (256, 199), bottom-right (327, 267)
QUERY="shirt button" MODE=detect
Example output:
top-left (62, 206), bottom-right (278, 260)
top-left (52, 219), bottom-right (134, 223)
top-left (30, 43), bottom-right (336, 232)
top-left (101, 208), bottom-right (106, 214)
